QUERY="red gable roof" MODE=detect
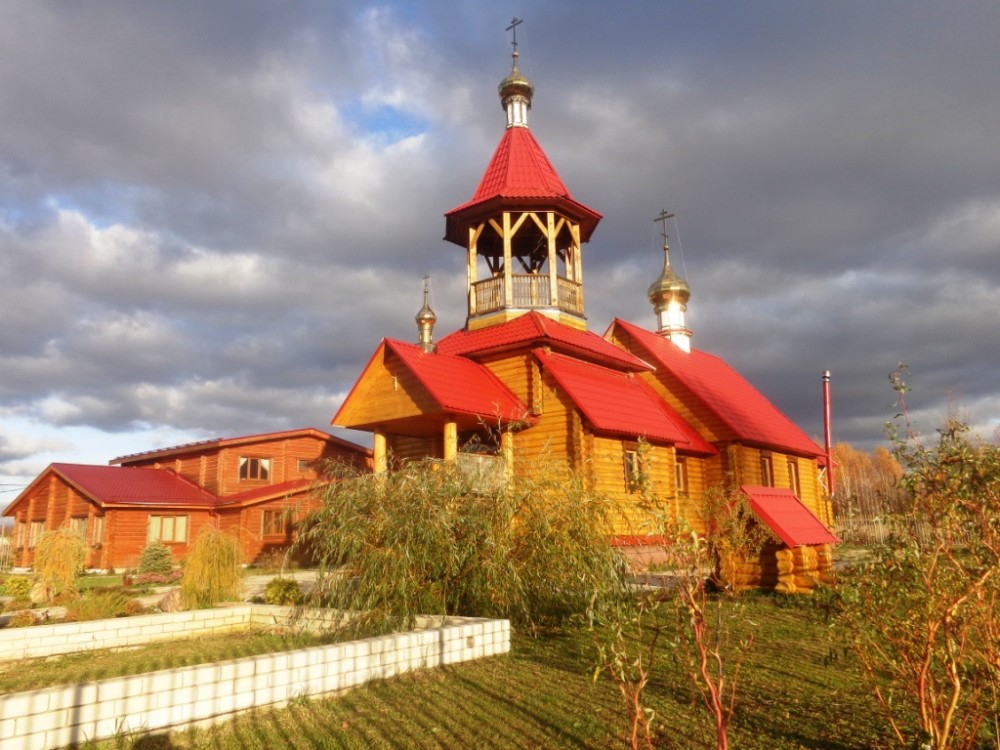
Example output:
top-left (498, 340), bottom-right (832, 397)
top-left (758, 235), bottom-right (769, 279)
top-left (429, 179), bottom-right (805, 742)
top-left (438, 312), bottom-right (648, 372)
top-left (51, 463), bottom-right (217, 508)
top-left (534, 349), bottom-right (716, 454)
top-left (444, 127), bottom-right (601, 245)
top-left (610, 319), bottom-right (823, 457)
top-left (385, 339), bottom-right (530, 423)
top-left (111, 427), bottom-right (369, 466)
top-left (741, 485), bottom-right (839, 547)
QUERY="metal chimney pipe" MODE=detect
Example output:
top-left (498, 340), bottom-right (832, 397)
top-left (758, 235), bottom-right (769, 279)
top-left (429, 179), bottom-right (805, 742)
top-left (822, 370), bottom-right (835, 498)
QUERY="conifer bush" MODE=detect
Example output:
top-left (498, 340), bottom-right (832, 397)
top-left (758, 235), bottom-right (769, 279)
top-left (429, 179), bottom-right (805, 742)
top-left (138, 541), bottom-right (175, 575)
top-left (179, 528), bottom-right (244, 609)
top-left (34, 526), bottom-right (86, 602)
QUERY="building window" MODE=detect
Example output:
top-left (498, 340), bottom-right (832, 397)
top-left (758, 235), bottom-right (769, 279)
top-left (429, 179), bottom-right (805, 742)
top-left (760, 453), bottom-right (774, 487)
top-left (239, 456), bottom-right (271, 481)
top-left (297, 459), bottom-right (313, 475)
top-left (15, 522), bottom-right (26, 548)
top-left (675, 457), bottom-right (689, 496)
top-left (147, 515), bottom-right (188, 544)
top-left (624, 445), bottom-right (642, 494)
top-left (92, 515), bottom-right (105, 546)
top-left (70, 517), bottom-right (87, 539)
top-left (787, 458), bottom-right (801, 497)
top-left (29, 521), bottom-right (44, 548)
top-left (262, 509), bottom-right (294, 536)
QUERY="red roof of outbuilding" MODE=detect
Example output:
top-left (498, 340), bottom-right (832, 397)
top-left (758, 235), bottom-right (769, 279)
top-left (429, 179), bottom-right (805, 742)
top-left (384, 339), bottom-right (530, 423)
top-left (111, 427), bottom-right (369, 465)
top-left (534, 349), bottom-right (716, 454)
top-left (610, 319), bottom-right (823, 457)
top-left (438, 312), bottom-right (648, 372)
top-left (741, 485), bottom-right (839, 547)
top-left (51, 463), bottom-right (217, 508)
top-left (444, 127), bottom-right (601, 245)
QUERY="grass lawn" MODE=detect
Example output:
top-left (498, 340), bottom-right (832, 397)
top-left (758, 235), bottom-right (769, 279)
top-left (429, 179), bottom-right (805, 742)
top-left (57, 593), bottom-right (893, 750)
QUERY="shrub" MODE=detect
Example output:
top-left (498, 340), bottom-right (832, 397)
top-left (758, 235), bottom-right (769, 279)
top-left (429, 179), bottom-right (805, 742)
top-left (294, 457), bottom-right (626, 635)
top-left (180, 528), bottom-right (244, 609)
top-left (134, 569), bottom-right (183, 586)
top-left (138, 541), bottom-right (175, 575)
top-left (123, 598), bottom-right (149, 616)
top-left (34, 527), bottom-right (86, 602)
top-left (1, 576), bottom-right (33, 600)
top-left (264, 577), bottom-right (304, 606)
top-left (837, 369), bottom-right (1000, 750)
top-left (65, 590), bottom-right (129, 621)
top-left (5, 610), bottom-right (38, 628)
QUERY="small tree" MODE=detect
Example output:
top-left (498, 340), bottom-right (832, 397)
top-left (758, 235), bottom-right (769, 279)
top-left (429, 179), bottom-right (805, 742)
top-left (138, 541), bottom-right (175, 575)
top-left (179, 528), bottom-right (244, 609)
top-left (294, 457), bottom-right (626, 635)
top-left (590, 484), bottom-right (769, 750)
top-left (34, 526), bottom-right (86, 602)
top-left (837, 368), bottom-right (1000, 750)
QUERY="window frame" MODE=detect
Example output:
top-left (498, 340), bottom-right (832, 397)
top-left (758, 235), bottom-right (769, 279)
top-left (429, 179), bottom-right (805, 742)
top-left (239, 456), bottom-right (272, 482)
top-left (787, 457), bottom-right (801, 497)
top-left (623, 443), bottom-right (643, 494)
top-left (675, 456), bottom-right (689, 497)
top-left (147, 514), bottom-right (189, 544)
top-left (760, 452), bottom-right (774, 487)
top-left (262, 508), bottom-right (294, 537)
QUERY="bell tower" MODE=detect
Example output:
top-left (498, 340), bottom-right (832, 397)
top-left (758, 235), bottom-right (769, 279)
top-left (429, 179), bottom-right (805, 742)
top-left (443, 19), bottom-right (602, 332)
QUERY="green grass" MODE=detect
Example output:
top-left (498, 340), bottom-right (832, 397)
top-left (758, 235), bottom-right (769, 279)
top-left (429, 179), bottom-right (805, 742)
top-left (57, 594), bottom-right (893, 750)
top-left (0, 629), bottom-right (345, 693)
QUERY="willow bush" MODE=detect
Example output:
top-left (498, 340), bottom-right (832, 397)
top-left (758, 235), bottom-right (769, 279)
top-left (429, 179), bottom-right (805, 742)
top-left (294, 458), bottom-right (627, 635)
top-left (34, 526), bottom-right (86, 602)
top-left (836, 369), bottom-right (1000, 750)
top-left (179, 528), bottom-right (244, 609)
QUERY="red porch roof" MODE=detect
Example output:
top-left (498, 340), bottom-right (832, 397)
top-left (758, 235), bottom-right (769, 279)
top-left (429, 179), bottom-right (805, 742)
top-left (438, 312), bottom-right (648, 372)
top-left (386, 339), bottom-right (530, 423)
top-left (534, 349), bottom-right (716, 454)
top-left (610, 319), bottom-right (823, 457)
top-left (444, 127), bottom-right (601, 246)
top-left (741, 485), bottom-right (839, 547)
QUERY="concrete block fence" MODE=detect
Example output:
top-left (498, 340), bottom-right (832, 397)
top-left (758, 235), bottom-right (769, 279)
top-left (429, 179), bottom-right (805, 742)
top-left (0, 606), bottom-right (510, 750)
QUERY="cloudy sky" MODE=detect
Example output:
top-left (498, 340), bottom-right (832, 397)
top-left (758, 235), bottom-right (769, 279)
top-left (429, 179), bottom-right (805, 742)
top-left (2, 1), bottom-right (998, 496)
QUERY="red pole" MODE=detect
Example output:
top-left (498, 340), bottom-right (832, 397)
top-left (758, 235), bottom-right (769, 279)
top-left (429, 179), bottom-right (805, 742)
top-left (822, 370), bottom-right (835, 498)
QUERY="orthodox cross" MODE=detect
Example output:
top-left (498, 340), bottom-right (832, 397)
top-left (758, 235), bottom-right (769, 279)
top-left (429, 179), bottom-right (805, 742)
top-left (506, 17), bottom-right (523, 55)
top-left (654, 209), bottom-right (675, 245)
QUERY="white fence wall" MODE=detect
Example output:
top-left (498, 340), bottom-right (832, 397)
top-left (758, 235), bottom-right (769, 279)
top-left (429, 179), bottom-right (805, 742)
top-left (0, 605), bottom-right (510, 750)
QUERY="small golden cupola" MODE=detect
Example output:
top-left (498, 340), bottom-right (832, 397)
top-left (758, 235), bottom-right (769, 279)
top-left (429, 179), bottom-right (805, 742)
top-left (648, 210), bottom-right (692, 352)
top-left (415, 275), bottom-right (437, 353)
top-left (443, 18), bottom-right (602, 332)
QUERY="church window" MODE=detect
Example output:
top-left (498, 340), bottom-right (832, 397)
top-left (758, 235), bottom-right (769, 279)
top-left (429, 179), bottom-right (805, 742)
top-left (675, 457), bottom-right (689, 496)
top-left (760, 453), bottom-right (774, 487)
top-left (787, 458), bottom-right (801, 497)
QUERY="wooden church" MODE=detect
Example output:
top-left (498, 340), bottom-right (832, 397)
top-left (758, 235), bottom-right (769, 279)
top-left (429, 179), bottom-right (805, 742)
top-left (333, 37), bottom-right (837, 590)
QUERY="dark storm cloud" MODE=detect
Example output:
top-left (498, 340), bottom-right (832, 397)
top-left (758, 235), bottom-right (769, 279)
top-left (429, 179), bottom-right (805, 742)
top-left (1, 1), bottom-right (998, 483)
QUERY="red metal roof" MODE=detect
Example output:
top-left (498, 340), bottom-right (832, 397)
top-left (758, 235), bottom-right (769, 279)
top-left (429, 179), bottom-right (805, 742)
top-left (217, 478), bottom-right (320, 508)
top-left (52, 463), bottom-right (218, 508)
top-left (437, 312), bottom-right (648, 372)
top-left (385, 339), bottom-right (530, 423)
top-left (610, 319), bottom-right (823, 457)
top-left (444, 127), bottom-right (601, 245)
top-left (112, 427), bottom-right (369, 465)
top-left (534, 349), bottom-right (716, 454)
top-left (741, 485), bottom-right (839, 547)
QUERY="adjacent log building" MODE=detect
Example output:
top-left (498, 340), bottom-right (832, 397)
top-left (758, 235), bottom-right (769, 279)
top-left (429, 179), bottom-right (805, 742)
top-left (3, 428), bottom-right (370, 570)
